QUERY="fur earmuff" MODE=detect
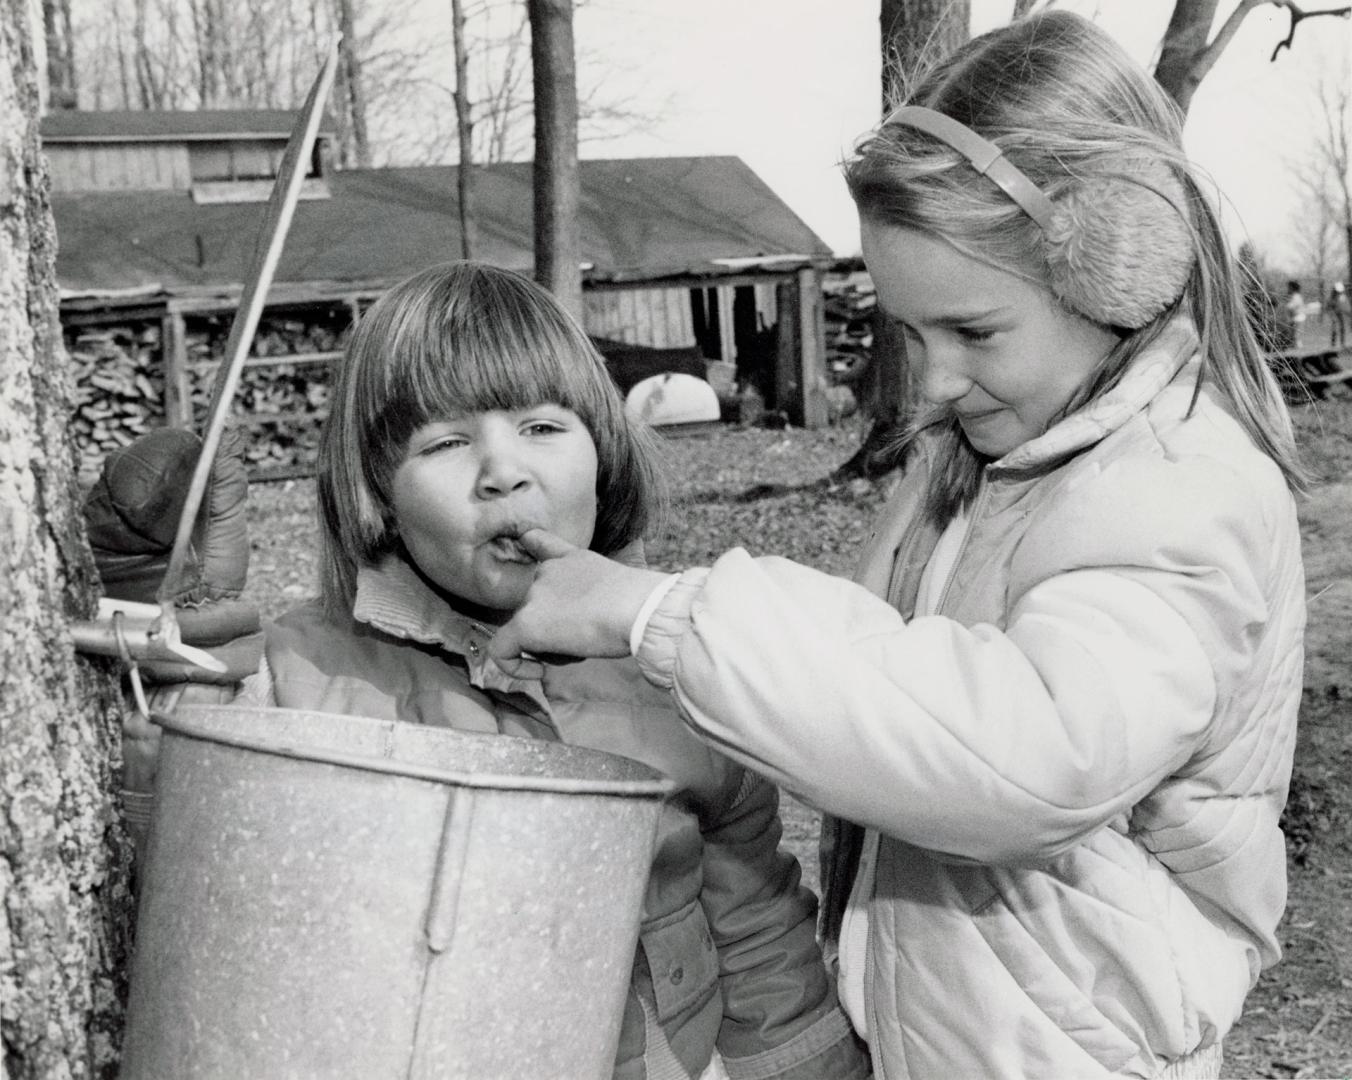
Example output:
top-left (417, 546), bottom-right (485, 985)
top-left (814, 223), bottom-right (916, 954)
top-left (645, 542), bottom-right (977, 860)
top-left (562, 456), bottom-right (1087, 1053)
top-left (878, 107), bottom-right (1196, 330)
top-left (1043, 164), bottom-right (1194, 329)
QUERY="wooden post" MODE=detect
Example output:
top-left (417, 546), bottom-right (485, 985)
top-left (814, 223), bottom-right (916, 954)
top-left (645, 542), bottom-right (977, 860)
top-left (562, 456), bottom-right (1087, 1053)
top-left (161, 309), bottom-right (191, 428)
top-left (717, 287), bottom-right (736, 365)
top-left (775, 278), bottom-right (796, 422)
top-left (796, 266), bottom-right (827, 429)
top-left (774, 269), bottom-right (828, 428)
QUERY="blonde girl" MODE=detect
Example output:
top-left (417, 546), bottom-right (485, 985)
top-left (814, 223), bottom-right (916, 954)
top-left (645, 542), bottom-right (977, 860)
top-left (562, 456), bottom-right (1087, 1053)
top-left (492, 13), bottom-right (1307, 1079)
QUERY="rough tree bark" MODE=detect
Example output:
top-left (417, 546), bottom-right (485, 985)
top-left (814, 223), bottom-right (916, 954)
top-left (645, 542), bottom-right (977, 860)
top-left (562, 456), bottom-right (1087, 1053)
top-left (1155, 0), bottom-right (1258, 113)
top-left (1, 1), bottom-right (134, 1075)
top-left (528, 0), bottom-right (582, 319)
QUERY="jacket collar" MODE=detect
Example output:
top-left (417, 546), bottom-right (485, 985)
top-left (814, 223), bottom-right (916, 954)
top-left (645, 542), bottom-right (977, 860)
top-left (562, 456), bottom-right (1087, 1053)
top-left (993, 317), bottom-right (1200, 474)
top-left (352, 555), bottom-right (551, 706)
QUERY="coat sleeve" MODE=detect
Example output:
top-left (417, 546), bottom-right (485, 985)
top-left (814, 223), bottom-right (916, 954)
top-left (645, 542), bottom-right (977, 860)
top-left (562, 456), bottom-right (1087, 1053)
top-left (634, 453), bottom-right (1290, 866)
top-left (698, 769), bottom-right (870, 1080)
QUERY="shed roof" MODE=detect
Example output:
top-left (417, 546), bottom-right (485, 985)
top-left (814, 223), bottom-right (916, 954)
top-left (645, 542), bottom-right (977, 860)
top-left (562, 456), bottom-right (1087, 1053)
top-left (41, 108), bottom-right (337, 142)
top-left (52, 156), bottom-right (834, 303)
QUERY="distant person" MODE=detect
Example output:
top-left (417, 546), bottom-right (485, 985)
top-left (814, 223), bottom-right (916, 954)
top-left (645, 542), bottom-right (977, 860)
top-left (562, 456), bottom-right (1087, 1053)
top-left (493, 11), bottom-right (1307, 1079)
top-left (242, 262), bottom-right (869, 1080)
top-left (1330, 281), bottom-right (1349, 348)
top-left (1284, 279), bottom-right (1307, 349)
top-left (1238, 245), bottom-right (1282, 353)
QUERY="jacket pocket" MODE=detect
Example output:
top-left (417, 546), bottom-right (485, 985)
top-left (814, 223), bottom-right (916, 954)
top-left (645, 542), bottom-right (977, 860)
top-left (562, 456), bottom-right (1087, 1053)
top-left (640, 900), bottom-right (720, 1021)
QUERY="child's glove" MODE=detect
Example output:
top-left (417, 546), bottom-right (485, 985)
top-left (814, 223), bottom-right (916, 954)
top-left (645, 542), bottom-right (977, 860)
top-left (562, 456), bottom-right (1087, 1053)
top-left (84, 426), bottom-right (251, 605)
top-left (83, 426), bottom-right (264, 879)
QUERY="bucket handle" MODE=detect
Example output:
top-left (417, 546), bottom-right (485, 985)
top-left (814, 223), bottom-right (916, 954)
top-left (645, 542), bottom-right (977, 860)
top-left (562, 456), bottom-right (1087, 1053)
top-left (424, 788), bottom-right (476, 954)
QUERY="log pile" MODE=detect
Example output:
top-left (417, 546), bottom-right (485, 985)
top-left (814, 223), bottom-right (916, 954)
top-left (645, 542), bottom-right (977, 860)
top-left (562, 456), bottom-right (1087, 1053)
top-left (823, 271), bottom-right (875, 387)
top-left (68, 324), bottom-right (164, 486)
top-left (67, 309), bottom-right (351, 487)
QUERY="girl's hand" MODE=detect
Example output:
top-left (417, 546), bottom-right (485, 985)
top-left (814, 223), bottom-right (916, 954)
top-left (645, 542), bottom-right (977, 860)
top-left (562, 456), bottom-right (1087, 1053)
top-left (488, 528), bottom-right (671, 662)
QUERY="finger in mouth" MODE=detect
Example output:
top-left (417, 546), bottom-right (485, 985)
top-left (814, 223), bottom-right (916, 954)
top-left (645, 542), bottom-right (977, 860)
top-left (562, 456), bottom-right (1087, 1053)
top-left (488, 533), bottom-right (535, 563)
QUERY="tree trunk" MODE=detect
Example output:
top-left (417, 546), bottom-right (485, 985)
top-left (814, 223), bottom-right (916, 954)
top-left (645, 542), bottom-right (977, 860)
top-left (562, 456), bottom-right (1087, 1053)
top-left (836, 0), bottom-right (969, 481)
top-left (41, 0), bottom-right (77, 108)
top-left (528, 0), bottom-right (582, 320)
top-left (1, 1), bottom-right (134, 1076)
top-left (335, 0), bottom-right (370, 167)
top-left (1153, 0), bottom-right (1223, 113)
top-left (452, 0), bottom-right (475, 260)
top-left (879, 0), bottom-right (970, 109)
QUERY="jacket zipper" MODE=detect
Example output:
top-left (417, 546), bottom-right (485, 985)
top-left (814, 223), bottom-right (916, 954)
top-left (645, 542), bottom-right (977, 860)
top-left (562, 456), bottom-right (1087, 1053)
top-left (863, 899), bottom-right (883, 1080)
top-left (934, 473), bottom-right (990, 616)
top-left (865, 474), bottom-right (990, 1080)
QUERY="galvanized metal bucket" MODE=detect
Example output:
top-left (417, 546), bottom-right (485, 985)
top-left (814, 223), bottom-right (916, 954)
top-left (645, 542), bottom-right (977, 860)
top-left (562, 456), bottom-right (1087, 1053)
top-left (120, 704), bottom-right (673, 1080)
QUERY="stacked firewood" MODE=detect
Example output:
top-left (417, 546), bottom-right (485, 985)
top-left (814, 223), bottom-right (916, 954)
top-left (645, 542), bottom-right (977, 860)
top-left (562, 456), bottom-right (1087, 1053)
top-left (68, 324), bottom-right (165, 487)
top-left (67, 310), bottom-right (351, 486)
top-left (822, 271), bottom-right (875, 387)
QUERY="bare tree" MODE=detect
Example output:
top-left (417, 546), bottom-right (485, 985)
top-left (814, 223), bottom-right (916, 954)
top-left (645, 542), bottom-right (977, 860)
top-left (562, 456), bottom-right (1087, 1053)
top-left (472, 1), bottom-right (536, 163)
top-left (71, 0), bottom-right (346, 110)
top-left (65, 0), bottom-right (656, 177)
top-left (191, 0), bottom-right (220, 104)
top-left (1287, 170), bottom-right (1339, 283)
top-left (388, 0), bottom-right (663, 168)
top-left (1307, 60), bottom-right (1352, 284)
top-left (1155, 0), bottom-right (1351, 113)
top-left (42, 0), bottom-right (78, 107)
top-left (453, 0), bottom-right (476, 259)
top-left (2, 0), bottom-right (133, 1074)
top-left (335, 0), bottom-right (370, 166)
top-left (529, 0), bottom-right (582, 318)
top-left (1287, 62), bottom-right (1350, 284)
top-left (131, 0), bottom-right (163, 107)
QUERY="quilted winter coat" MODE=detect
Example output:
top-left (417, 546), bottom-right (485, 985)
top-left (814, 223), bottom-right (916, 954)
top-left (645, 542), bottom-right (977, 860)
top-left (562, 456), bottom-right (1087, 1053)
top-left (631, 320), bottom-right (1306, 1079)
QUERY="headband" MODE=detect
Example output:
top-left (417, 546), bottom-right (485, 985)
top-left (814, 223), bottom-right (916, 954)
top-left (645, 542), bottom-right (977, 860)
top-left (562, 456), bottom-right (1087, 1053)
top-left (884, 106), bottom-right (1055, 233)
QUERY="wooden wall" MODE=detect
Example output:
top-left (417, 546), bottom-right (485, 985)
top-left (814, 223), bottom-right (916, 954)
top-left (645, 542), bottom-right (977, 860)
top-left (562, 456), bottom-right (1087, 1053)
top-left (188, 140), bottom-right (288, 182)
top-left (46, 143), bottom-right (191, 192)
top-left (584, 286), bottom-right (695, 349)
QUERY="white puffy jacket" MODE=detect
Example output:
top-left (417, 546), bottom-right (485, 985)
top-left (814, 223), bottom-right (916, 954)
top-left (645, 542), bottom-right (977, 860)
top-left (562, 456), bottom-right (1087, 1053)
top-left (634, 320), bottom-right (1305, 1079)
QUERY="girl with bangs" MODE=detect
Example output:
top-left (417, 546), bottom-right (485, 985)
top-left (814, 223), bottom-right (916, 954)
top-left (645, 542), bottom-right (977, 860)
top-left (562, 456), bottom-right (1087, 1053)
top-left (492, 12), bottom-right (1306, 1079)
top-left (241, 261), bottom-right (868, 1080)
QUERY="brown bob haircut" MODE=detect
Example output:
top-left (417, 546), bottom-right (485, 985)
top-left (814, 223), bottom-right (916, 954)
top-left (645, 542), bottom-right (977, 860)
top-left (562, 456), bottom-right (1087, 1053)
top-left (316, 261), bottom-right (666, 611)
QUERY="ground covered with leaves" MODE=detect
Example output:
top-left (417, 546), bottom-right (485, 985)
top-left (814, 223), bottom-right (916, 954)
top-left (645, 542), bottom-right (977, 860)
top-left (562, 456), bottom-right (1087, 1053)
top-left (242, 404), bottom-right (1352, 1079)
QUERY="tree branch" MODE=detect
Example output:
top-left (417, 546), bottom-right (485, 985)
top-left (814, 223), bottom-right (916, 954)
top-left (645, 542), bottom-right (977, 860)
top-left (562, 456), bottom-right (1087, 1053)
top-left (1270, 2), bottom-right (1352, 61)
top-left (1186, 0), bottom-right (1267, 96)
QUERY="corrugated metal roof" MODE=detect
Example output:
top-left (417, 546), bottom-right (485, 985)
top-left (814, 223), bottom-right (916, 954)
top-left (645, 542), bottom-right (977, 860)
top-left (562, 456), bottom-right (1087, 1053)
top-left (52, 157), bottom-right (834, 300)
top-left (41, 108), bottom-right (337, 142)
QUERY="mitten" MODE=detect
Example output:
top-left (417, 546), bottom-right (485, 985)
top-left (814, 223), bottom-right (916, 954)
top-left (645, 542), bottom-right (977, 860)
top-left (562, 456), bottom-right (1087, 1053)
top-left (84, 425), bottom-right (251, 605)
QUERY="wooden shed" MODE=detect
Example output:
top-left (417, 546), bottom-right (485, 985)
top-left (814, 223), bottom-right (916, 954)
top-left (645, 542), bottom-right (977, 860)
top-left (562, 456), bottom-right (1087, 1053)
top-left (45, 109), bottom-right (836, 428)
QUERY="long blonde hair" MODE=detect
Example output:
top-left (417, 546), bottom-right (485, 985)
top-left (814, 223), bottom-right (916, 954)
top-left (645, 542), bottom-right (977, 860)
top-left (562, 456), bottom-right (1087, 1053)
top-left (846, 11), bottom-right (1305, 524)
top-left (317, 262), bottom-right (667, 612)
